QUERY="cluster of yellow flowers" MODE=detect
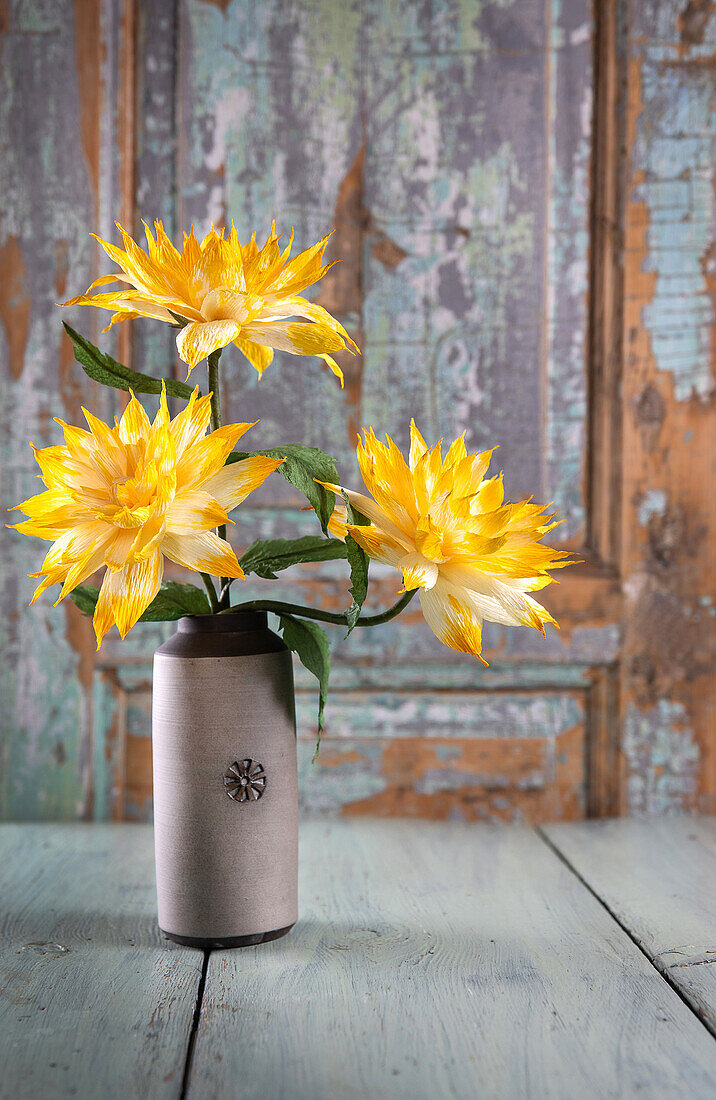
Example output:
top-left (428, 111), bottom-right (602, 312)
top-left (11, 220), bottom-right (571, 659)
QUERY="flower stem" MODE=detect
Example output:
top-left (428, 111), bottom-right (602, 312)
top-left (200, 572), bottom-right (220, 613)
top-left (223, 588), bottom-right (417, 627)
top-left (207, 349), bottom-right (222, 432)
top-left (207, 348), bottom-right (231, 608)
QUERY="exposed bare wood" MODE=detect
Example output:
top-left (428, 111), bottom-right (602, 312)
top-left (587, 0), bottom-right (626, 567)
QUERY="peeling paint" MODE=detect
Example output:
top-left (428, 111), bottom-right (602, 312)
top-left (633, 27), bottom-right (715, 400)
top-left (0, 236), bottom-right (31, 380)
top-left (623, 701), bottom-right (700, 813)
top-left (13, 0), bottom-right (711, 825)
top-left (638, 488), bottom-right (668, 524)
top-left (621, 4), bottom-right (716, 816)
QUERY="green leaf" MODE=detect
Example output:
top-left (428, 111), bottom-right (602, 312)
top-left (239, 536), bottom-right (347, 580)
top-left (63, 323), bottom-right (196, 401)
top-left (278, 614), bottom-right (331, 759)
top-left (69, 584), bottom-right (100, 617)
top-left (339, 491), bottom-right (370, 636)
top-left (343, 534), bottom-right (369, 636)
top-left (69, 580), bottom-right (211, 622)
top-left (227, 444), bottom-right (338, 533)
top-left (136, 581), bottom-right (212, 621)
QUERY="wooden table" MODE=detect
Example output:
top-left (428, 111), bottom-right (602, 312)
top-left (2, 818), bottom-right (716, 1099)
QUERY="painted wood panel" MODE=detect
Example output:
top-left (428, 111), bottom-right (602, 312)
top-left (0, 823), bottom-right (202, 1098)
top-left (0, 0), bottom-right (604, 823)
top-left (544, 816), bottom-right (716, 1034)
top-left (188, 818), bottom-right (716, 1098)
top-left (91, 660), bottom-right (589, 822)
top-left (177, 0), bottom-right (592, 535)
top-left (0, 0), bottom-right (133, 820)
top-left (620, 0), bottom-right (716, 813)
top-left (1, 0), bottom-right (712, 822)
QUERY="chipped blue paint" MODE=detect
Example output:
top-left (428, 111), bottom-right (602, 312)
top-left (544, 0), bottom-right (592, 539)
top-left (623, 700), bottom-right (700, 814)
top-left (297, 740), bottom-right (386, 815)
top-left (638, 488), bottom-right (667, 524)
top-left (634, 28), bottom-right (715, 400)
top-left (434, 745), bottom-right (464, 763)
top-left (297, 691), bottom-right (584, 742)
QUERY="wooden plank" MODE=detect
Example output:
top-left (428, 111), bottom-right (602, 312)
top-left (0, 823), bottom-right (202, 1099)
top-left (92, 662), bottom-right (588, 822)
top-left (586, 0), bottom-right (624, 567)
top-left (187, 819), bottom-right (716, 1099)
top-left (543, 816), bottom-right (716, 1035)
top-left (619, 0), bottom-right (716, 812)
top-left (0, 0), bottom-right (135, 821)
top-left (0, 0), bottom-right (101, 820)
top-left (361, 0), bottom-right (592, 539)
top-left (297, 723), bottom-right (585, 822)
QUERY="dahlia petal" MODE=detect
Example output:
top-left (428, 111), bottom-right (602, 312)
top-left (344, 523), bottom-right (405, 568)
top-left (409, 420), bottom-right (429, 470)
top-left (315, 481), bottom-right (412, 550)
top-left (176, 319), bottom-right (242, 373)
top-left (169, 389), bottom-right (213, 457)
top-left (327, 502), bottom-right (349, 541)
top-left (399, 551), bottom-right (438, 592)
top-left (439, 565), bottom-right (556, 631)
top-left (118, 393), bottom-right (152, 444)
top-left (165, 489), bottom-right (232, 535)
top-left (320, 355), bottom-right (344, 387)
top-left (475, 474), bottom-right (504, 513)
top-left (162, 531), bottom-right (244, 579)
top-left (93, 551), bottom-right (163, 647)
top-left (256, 295), bottom-right (359, 354)
top-left (233, 335), bottom-right (274, 377)
top-left (240, 320), bottom-right (345, 357)
top-left (419, 581), bottom-right (488, 663)
top-left (202, 456), bottom-right (283, 512)
top-left (55, 540), bottom-right (113, 604)
top-left (176, 422), bottom-right (257, 490)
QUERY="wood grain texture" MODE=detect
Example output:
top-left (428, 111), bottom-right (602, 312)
top-left (544, 815), bottom-right (716, 1035)
top-left (187, 817), bottom-right (716, 1099)
top-left (619, 1), bottom-right (716, 814)
top-left (3, 0), bottom-right (713, 824)
top-left (0, 823), bottom-right (202, 1099)
top-left (92, 659), bottom-right (590, 822)
top-left (0, 0), bottom-right (112, 821)
top-left (0, 0), bottom-right (610, 826)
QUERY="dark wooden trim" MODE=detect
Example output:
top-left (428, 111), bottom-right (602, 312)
top-left (116, 0), bottom-right (137, 371)
top-left (582, 0), bottom-right (627, 818)
top-left (585, 664), bottom-right (623, 817)
top-left (586, 0), bottom-right (627, 568)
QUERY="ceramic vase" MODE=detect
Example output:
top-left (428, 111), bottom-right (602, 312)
top-left (151, 610), bottom-right (298, 947)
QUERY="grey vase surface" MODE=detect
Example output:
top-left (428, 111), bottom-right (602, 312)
top-left (152, 611), bottom-right (298, 948)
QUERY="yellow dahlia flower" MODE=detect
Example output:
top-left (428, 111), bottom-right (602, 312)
top-left (63, 220), bottom-right (358, 383)
top-left (9, 388), bottom-right (282, 647)
top-left (322, 423), bottom-right (573, 662)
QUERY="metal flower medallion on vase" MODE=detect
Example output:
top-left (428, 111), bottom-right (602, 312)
top-left (224, 759), bottom-right (267, 802)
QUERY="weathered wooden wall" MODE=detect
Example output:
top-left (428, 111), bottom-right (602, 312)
top-left (621, 0), bottom-right (716, 813)
top-left (0, 0), bottom-right (713, 822)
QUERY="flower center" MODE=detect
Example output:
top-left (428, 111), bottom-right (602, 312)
top-left (108, 457), bottom-right (173, 529)
top-left (114, 475), bottom-right (156, 511)
top-left (200, 288), bottom-right (265, 325)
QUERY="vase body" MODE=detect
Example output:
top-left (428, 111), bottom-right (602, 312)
top-left (152, 611), bottom-right (298, 947)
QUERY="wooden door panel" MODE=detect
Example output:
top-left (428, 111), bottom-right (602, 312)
top-left (92, 658), bottom-right (587, 823)
top-left (0, 0), bottom-right (133, 820)
top-left (620, 0), bottom-right (716, 814)
top-left (2, 0), bottom-right (712, 821)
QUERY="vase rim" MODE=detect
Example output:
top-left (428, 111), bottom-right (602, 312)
top-left (177, 611), bottom-right (268, 634)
